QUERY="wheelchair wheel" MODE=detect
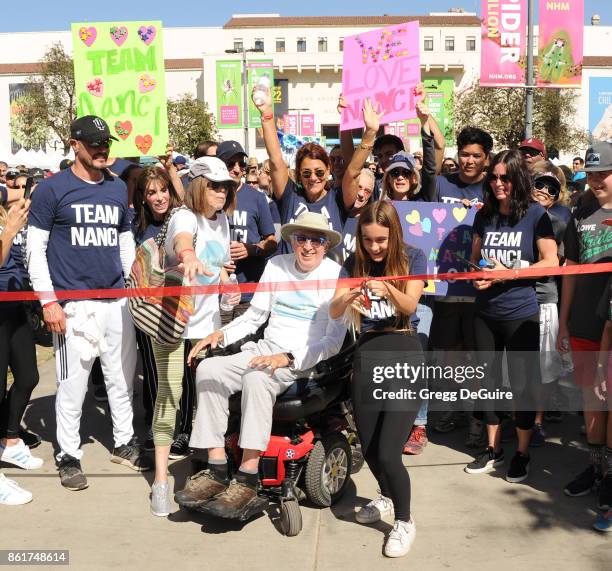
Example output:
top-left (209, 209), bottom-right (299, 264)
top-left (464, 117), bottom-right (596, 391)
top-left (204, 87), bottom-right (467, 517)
top-left (280, 499), bottom-right (302, 536)
top-left (304, 434), bottom-right (351, 507)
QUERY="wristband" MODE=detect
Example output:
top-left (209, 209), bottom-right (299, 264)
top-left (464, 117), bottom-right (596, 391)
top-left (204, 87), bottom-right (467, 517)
top-left (262, 113), bottom-right (274, 122)
top-left (358, 142), bottom-right (374, 151)
top-left (178, 248), bottom-right (195, 261)
top-left (43, 301), bottom-right (58, 309)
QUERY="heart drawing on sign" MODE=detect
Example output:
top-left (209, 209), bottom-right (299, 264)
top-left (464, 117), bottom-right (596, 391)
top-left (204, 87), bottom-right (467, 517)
top-left (114, 121), bottom-right (132, 140)
top-left (432, 208), bottom-right (447, 224)
top-left (138, 25), bottom-right (157, 45)
top-left (405, 210), bottom-right (420, 225)
top-left (138, 74), bottom-right (157, 93)
top-left (135, 134), bottom-right (153, 154)
top-left (421, 217), bottom-right (432, 234)
top-left (408, 223), bottom-right (423, 237)
top-left (79, 26), bottom-right (97, 47)
top-left (452, 207), bottom-right (468, 223)
top-left (86, 78), bottom-right (104, 97)
top-left (110, 26), bottom-right (129, 46)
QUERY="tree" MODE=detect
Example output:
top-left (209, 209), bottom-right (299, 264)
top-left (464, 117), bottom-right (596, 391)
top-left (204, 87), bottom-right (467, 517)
top-left (167, 94), bottom-right (217, 156)
top-left (454, 82), bottom-right (588, 153)
top-left (10, 42), bottom-right (76, 154)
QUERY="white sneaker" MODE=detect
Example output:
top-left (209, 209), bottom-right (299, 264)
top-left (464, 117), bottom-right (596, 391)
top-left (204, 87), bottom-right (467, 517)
top-left (355, 494), bottom-right (394, 524)
top-left (0, 440), bottom-right (43, 470)
top-left (150, 482), bottom-right (171, 517)
top-left (0, 474), bottom-right (33, 505)
top-left (384, 518), bottom-right (416, 558)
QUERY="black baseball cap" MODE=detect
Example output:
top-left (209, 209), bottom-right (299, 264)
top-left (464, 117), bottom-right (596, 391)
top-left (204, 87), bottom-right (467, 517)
top-left (70, 115), bottom-right (118, 144)
top-left (216, 140), bottom-right (247, 163)
top-left (584, 141), bottom-right (612, 172)
top-left (373, 134), bottom-right (405, 155)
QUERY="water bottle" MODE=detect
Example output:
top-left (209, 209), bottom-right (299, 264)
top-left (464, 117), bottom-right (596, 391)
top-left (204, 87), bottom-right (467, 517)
top-left (479, 259), bottom-right (495, 269)
top-left (560, 337), bottom-right (574, 373)
top-left (219, 273), bottom-right (239, 311)
top-left (253, 75), bottom-right (271, 106)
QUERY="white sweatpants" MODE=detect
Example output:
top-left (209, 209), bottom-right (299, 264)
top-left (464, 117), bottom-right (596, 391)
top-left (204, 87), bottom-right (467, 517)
top-left (53, 298), bottom-right (137, 460)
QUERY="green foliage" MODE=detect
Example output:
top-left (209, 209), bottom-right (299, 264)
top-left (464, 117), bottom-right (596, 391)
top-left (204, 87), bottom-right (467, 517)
top-left (454, 83), bottom-right (588, 153)
top-left (167, 94), bottom-right (217, 156)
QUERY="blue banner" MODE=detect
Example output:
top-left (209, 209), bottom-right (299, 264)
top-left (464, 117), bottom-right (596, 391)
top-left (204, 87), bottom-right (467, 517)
top-left (394, 202), bottom-right (477, 297)
top-left (589, 77), bottom-right (612, 142)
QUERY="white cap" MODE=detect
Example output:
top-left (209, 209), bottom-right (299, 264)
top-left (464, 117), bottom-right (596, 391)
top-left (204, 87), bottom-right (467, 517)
top-left (188, 156), bottom-right (233, 182)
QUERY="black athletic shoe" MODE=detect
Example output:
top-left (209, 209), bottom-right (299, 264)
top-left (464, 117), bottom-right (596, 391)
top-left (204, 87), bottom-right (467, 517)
top-left (544, 411), bottom-right (562, 423)
top-left (564, 465), bottom-right (602, 497)
top-left (169, 433), bottom-right (191, 460)
top-left (506, 451), bottom-right (530, 483)
top-left (111, 438), bottom-right (153, 472)
top-left (19, 429), bottom-right (41, 450)
top-left (597, 475), bottom-right (612, 511)
top-left (58, 455), bottom-right (88, 491)
top-left (464, 448), bottom-right (504, 474)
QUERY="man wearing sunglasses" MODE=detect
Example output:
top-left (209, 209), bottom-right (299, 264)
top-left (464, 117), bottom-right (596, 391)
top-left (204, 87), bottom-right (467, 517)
top-left (26, 115), bottom-right (151, 491)
top-left (519, 138), bottom-right (547, 173)
top-left (216, 141), bottom-right (277, 324)
top-left (177, 211), bottom-right (346, 517)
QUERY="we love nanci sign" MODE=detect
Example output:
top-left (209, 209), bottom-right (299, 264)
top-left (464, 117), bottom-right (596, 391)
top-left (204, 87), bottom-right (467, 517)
top-left (340, 22), bottom-right (420, 131)
top-left (72, 21), bottom-right (169, 156)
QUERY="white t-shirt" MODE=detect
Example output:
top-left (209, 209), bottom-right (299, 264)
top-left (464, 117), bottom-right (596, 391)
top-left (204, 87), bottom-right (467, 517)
top-left (165, 208), bottom-right (230, 339)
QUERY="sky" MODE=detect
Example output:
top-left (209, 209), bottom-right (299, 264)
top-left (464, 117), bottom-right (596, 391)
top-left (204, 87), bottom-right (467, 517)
top-left (0, 0), bottom-right (610, 32)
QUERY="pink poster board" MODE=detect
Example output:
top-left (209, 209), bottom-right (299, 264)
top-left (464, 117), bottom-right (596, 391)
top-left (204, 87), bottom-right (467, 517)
top-left (341, 21), bottom-right (420, 131)
top-left (300, 114), bottom-right (315, 136)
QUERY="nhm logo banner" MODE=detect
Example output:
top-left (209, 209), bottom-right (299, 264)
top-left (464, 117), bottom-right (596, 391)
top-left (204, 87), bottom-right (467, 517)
top-left (480, 0), bottom-right (527, 87)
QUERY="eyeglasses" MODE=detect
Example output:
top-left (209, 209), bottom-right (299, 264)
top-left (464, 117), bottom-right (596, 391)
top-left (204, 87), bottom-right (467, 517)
top-left (491, 173), bottom-right (511, 184)
top-left (226, 159), bottom-right (246, 169)
top-left (534, 180), bottom-right (559, 197)
top-left (291, 234), bottom-right (328, 248)
top-left (86, 139), bottom-right (113, 148)
top-left (300, 169), bottom-right (326, 180)
top-left (389, 168), bottom-right (411, 179)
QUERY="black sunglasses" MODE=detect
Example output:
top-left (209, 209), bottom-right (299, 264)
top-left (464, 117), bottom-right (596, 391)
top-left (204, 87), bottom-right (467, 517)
top-left (86, 139), bottom-right (113, 148)
top-left (491, 173), bottom-right (511, 183)
top-left (534, 180), bottom-right (559, 197)
top-left (226, 159), bottom-right (246, 169)
top-left (520, 149), bottom-right (541, 158)
top-left (292, 234), bottom-right (328, 248)
top-left (389, 168), bottom-right (411, 178)
top-left (300, 169), bottom-right (326, 180)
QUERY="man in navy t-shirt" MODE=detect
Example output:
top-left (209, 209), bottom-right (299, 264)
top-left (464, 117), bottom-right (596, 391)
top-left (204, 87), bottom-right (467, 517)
top-left (216, 141), bottom-right (277, 322)
top-left (26, 115), bottom-right (151, 491)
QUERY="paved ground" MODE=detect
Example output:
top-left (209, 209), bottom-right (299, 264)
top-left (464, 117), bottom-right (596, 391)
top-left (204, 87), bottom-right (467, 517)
top-left (2, 355), bottom-right (610, 571)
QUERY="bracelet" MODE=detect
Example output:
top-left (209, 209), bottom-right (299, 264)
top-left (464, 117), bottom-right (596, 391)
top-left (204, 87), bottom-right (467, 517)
top-left (262, 113), bottom-right (274, 122)
top-left (178, 248), bottom-right (195, 261)
top-left (42, 301), bottom-right (57, 309)
top-left (358, 142), bottom-right (374, 151)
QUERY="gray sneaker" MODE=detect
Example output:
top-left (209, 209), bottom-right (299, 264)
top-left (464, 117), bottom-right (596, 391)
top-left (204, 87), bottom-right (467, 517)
top-left (150, 482), bottom-right (171, 517)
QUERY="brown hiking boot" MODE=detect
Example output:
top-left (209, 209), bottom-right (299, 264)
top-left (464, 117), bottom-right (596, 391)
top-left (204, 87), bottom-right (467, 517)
top-left (205, 479), bottom-right (259, 519)
top-left (174, 469), bottom-right (228, 508)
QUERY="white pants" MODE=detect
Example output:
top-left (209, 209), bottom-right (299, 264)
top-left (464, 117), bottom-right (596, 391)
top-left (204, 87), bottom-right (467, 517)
top-left (53, 299), bottom-right (137, 460)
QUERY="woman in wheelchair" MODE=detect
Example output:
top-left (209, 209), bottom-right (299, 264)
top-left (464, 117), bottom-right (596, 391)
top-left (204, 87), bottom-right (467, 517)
top-left (177, 211), bottom-right (347, 520)
top-left (330, 201), bottom-right (427, 558)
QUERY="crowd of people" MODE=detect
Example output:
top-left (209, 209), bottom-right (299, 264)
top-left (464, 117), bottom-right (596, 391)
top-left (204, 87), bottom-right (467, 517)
top-left (0, 82), bottom-right (610, 557)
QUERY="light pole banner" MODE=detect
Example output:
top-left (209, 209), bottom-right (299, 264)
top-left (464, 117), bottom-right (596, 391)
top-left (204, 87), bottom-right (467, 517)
top-left (72, 21), bottom-right (169, 156)
top-left (300, 114), bottom-right (315, 136)
top-left (341, 21), bottom-right (420, 131)
top-left (589, 77), bottom-right (612, 142)
top-left (479, 0), bottom-right (527, 87)
top-left (247, 60), bottom-right (274, 129)
top-left (216, 60), bottom-right (243, 128)
top-left (536, 0), bottom-right (584, 88)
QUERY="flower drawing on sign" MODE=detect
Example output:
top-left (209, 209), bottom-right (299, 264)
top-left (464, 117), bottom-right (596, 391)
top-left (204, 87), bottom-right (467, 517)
top-left (138, 25), bottom-right (157, 45)
top-left (355, 28), bottom-right (409, 65)
top-left (79, 26), bottom-right (97, 47)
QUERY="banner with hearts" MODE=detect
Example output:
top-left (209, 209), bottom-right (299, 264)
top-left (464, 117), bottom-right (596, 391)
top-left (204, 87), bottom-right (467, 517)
top-left (72, 20), bottom-right (168, 157)
top-left (395, 201), bottom-right (476, 297)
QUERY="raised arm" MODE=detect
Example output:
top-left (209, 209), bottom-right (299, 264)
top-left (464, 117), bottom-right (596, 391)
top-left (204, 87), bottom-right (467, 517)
top-left (252, 85), bottom-right (288, 201)
top-left (338, 94), bottom-right (355, 168)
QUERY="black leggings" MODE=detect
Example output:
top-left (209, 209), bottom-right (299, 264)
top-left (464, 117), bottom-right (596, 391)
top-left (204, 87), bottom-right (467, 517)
top-left (352, 331), bottom-right (423, 522)
top-left (473, 313), bottom-right (540, 430)
top-left (0, 304), bottom-right (40, 438)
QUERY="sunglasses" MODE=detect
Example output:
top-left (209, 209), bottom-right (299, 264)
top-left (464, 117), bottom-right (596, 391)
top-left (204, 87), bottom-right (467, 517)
top-left (491, 173), bottom-right (511, 183)
top-left (520, 149), bottom-right (541, 158)
top-left (292, 234), bottom-right (328, 248)
top-left (389, 168), bottom-right (411, 179)
top-left (534, 180), bottom-right (559, 197)
top-left (86, 139), bottom-right (113, 148)
top-left (300, 169), bottom-right (326, 180)
top-left (207, 181), bottom-right (229, 192)
top-left (226, 159), bottom-right (247, 169)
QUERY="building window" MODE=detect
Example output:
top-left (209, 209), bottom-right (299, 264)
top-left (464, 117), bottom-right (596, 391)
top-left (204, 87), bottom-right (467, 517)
top-left (318, 37), bottom-right (328, 52)
top-left (233, 38), bottom-right (243, 52)
top-left (276, 38), bottom-right (285, 52)
top-left (297, 37), bottom-right (306, 52)
top-left (466, 36), bottom-right (476, 51)
top-left (445, 37), bottom-right (455, 51)
top-left (424, 36), bottom-right (434, 51)
top-left (254, 38), bottom-right (264, 52)
top-left (339, 38), bottom-right (344, 51)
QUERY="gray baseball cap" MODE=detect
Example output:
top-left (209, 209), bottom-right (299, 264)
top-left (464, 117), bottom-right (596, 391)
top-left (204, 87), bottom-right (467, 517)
top-left (584, 141), bottom-right (612, 172)
top-left (188, 156), bottom-right (234, 182)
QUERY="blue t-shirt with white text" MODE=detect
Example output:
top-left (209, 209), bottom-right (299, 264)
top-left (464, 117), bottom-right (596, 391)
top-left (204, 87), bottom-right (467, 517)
top-left (436, 172), bottom-right (484, 207)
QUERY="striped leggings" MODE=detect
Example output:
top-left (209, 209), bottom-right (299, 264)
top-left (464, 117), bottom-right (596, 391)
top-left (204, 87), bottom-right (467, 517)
top-left (151, 339), bottom-right (195, 446)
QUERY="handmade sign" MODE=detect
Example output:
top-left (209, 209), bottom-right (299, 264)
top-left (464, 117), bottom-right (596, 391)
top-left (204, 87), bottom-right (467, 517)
top-left (216, 60), bottom-right (243, 128)
top-left (341, 21), bottom-right (420, 131)
top-left (247, 60), bottom-right (274, 129)
top-left (480, 0), bottom-right (527, 87)
top-left (394, 202), bottom-right (477, 297)
top-left (537, 0), bottom-right (584, 88)
top-left (72, 21), bottom-right (168, 156)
